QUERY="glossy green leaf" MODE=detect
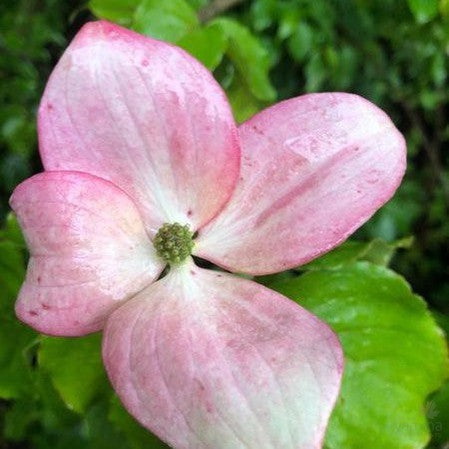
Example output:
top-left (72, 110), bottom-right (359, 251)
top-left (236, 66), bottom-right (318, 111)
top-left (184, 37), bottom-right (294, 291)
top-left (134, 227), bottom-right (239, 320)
top-left (212, 18), bottom-right (276, 101)
top-left (133, 0), bottom-right (198, 42)
top-left (178, 23), bottom-right (228, 70)
top-left (441, 0), bottom-right (449, 16)
top-left (361, 237), bottom-right (413, 266)
top-left (89, 0), bottom-right (141, 25)
top-left (271, 263), bottom-right (449, 449)
top-left (39, 334), bottom-right (108, 413)
top-left (408, 0), bottom-right (439, 23)
top-left (227, 73), bottom-right (262, 123)
top-left (303, 237), bottom-right (413, 271)
top-left (302, 241), bottom-right (370, 271)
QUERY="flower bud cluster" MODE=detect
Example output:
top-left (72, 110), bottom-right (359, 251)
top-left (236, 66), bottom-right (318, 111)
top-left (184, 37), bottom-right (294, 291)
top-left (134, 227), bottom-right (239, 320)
top-left (153, 222), bottom-right (194, 264)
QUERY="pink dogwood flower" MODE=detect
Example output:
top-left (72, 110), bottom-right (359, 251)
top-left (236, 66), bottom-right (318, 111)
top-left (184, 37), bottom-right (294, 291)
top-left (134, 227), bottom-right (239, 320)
top-left (10, 21), bottom-right (405, 449)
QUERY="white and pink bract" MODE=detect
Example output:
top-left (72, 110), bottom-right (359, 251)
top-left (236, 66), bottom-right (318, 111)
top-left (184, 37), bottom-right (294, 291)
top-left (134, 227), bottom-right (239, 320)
top-left (9, 21), bottom-right (406, 449)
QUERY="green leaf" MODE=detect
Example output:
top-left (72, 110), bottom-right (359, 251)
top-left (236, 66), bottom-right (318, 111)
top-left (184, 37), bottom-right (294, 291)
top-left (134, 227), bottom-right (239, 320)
top-left (362, 239), bottom-right (398, 265)
top-left (0, 240), bottom-right (25, 313)
top-left (428, 380), bottom-right (449, 446)
top-left (440, 0), bottom-right (449, 16)
top-left (34, 371), bottom-right (87, 447)
top-left (433, 311), bottom-right (449, 339)
top-left (227, 73), bottom-right (262, 123)
top-left (277, 7), bottom-right (301, 39)
top-left (408, 0), bottom-right (439, 23)
top-left (212, 18), bottom-right (276, 102)
top-left (39, 334), bottom-right (108, 413)
top-left (89, 0), bottom-right (141, 25)
top-left (287, 22), bottom-right (313, 62)
top-left (85, 401), bottom-right (131, 449)
top-left (4, 373), bottom-right (87, 448)
top-left (362, 236), bottom-right (414, 266)
top-left (185, 0), bottom-right (208, 9)
top-left (302, 241), bottom-right (371, 270)
top-left (3, 393), bottom-right (39, 441)
top-left (109, 396), bottom-right (170, 448)
top-left (0, 212), bottom-right (26, 247)
top-left (0, 320), bottom-right (36, 399)
top-left (178, 23), bottom-right (228, 70)
top-left (251, 0), bottom-right (278, 32)
top-left (271, 263), bottom-right (449, 449)
top-left (132, 0), bottom-right (198, 42)
top-left (302, 237), bottom-right (413, 271)
top-left (0, 214), bottom-right (34, 400)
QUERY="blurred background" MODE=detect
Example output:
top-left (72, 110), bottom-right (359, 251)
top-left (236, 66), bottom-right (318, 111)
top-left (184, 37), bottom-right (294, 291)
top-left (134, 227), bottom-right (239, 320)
top-left (0, 0), bottom-right (448, 448)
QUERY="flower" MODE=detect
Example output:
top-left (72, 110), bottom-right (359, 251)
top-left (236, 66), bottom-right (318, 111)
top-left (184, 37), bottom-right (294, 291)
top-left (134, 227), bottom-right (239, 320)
top-left (9, 20), bottom-right (406, 449)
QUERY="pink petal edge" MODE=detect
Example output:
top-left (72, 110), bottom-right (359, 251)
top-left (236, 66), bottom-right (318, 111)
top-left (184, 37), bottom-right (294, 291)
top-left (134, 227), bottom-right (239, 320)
top-left (10, 171), bottom-right (163, 336)
top-left (195, 93), bottom-right (406, 275)
top-left (38, 20), bottom-right (240, 235)
top-left (103, 260), bottom-right (343, 449)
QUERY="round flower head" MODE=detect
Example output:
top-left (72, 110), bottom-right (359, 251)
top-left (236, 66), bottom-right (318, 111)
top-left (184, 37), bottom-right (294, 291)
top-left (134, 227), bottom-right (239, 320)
top-left (9, 21), bottom-right (406, 449)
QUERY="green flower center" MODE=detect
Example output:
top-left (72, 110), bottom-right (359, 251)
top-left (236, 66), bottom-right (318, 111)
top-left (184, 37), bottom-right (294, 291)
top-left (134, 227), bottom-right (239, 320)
top-left (153, 222), bottom-right (194, 264)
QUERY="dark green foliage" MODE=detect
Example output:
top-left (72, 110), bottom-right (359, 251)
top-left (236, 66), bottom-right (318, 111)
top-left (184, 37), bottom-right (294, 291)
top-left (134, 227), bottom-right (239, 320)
top-left (0, 0), bottom-right (75, 219)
